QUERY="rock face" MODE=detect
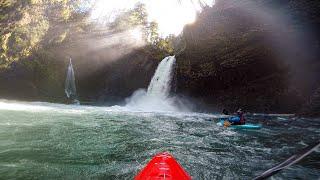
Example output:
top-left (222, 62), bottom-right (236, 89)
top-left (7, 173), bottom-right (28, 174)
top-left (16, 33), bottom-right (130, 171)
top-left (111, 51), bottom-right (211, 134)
top-left (0, 46), bottom-right (160, 104)
top-left (176, 0), bottom-right (320, 113)
top-left (76, 48), bottom-right (160, 104)
top-left (0, 50), bottom-right (66, 102)
top-left (301, 87), bottom-right (320, 117)
top-left (309, 88), bottom-right (320, 117)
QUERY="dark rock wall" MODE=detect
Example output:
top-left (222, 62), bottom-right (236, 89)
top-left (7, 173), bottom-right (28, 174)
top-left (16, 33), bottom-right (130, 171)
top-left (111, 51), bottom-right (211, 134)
top-left (176, 0), bottom-right (320, 113)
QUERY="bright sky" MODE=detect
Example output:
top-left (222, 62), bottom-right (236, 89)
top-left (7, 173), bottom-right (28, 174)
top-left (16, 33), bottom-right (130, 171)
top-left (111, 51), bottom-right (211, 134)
top-left (90, 0), bottom-right (215, 37)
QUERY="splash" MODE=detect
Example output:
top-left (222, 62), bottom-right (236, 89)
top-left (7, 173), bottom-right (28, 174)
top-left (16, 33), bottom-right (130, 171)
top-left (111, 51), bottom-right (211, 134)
top-left (125, 56), bottom-right (181, 112)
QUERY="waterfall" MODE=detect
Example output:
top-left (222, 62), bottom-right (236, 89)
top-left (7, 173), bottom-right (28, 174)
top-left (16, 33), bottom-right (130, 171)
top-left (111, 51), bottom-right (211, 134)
top-left (147, 56), bottom-right (176, 97)
top-left (125, 56), bottom-right (179, 111)
top-left (65, 58), bottom-right (79, 104)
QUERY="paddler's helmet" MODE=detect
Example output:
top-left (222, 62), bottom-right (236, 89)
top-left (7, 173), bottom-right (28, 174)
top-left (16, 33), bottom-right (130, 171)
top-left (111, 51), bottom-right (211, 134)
top-left (237, 108), bottom-right (243, 115)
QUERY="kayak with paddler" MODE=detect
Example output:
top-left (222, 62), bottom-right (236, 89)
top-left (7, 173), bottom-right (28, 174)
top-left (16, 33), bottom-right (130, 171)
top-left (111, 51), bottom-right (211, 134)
top-left (217, 108), bottom-right (262, 129)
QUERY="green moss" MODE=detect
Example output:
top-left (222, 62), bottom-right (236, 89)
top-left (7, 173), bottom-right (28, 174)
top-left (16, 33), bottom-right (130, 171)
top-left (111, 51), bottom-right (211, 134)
top-left (0, 0), bottom-right (16, 8)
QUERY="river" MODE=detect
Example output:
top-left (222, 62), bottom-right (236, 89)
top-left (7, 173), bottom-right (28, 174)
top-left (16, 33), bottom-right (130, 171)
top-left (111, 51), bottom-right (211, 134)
top-left (0, 100), bottom-right (319, 179)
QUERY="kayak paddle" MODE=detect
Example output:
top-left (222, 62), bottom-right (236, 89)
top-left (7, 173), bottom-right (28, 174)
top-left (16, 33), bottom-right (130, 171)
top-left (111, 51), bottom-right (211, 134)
top-left (253, 142), bottom-right (320, 180)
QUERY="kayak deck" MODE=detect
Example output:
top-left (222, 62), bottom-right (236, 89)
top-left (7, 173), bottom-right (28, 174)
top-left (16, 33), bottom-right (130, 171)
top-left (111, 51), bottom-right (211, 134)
top-left (229, 124), bottom-right (262, 129)
top-left (135, 152), bottom-right (191, 180)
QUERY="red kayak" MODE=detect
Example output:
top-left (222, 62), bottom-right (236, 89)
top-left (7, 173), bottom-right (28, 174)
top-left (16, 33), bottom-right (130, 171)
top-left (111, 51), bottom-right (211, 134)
top-left (135, 152), bottom-right (191, 180)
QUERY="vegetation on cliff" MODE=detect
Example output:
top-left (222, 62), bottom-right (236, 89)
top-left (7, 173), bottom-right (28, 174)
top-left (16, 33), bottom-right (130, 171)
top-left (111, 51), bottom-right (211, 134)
top-left (0, 0), bottom-right (84, 68)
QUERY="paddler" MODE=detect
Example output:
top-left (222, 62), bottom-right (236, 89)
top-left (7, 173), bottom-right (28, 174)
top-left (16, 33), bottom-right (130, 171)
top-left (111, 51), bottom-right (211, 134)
top-left (233, 108), bottom-right (246, 125)
top-left (223, 108), bottom-right (246, 127)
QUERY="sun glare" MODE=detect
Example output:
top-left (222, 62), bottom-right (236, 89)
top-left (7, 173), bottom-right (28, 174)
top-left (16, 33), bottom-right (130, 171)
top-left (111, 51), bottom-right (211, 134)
top-left (129, 27), bottom-right (144, 42)
top-left (145, 0), bottom-right (196, 36)
top-left (90, 0), bottom-right (215, 37)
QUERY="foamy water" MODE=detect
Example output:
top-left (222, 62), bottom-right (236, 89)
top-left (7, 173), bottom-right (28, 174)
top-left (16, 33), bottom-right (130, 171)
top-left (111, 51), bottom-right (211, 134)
top-left (0, 100), bottom-right (319, 179)
top-left (125, 56), bottom-right (191, 112)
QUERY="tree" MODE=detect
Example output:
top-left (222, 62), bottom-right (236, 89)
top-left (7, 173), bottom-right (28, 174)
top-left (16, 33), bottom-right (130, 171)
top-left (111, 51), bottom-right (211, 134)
top-left (0, 0), bottom-right (89, 69)
top-left (110, 3), bottom-right (148, 32)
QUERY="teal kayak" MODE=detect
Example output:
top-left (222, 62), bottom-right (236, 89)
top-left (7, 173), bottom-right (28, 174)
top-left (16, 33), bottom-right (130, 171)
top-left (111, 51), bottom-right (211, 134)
top-left (229, 123), bottom-right (262, 129)
top-left (217, 120), bottom-right (262, 130)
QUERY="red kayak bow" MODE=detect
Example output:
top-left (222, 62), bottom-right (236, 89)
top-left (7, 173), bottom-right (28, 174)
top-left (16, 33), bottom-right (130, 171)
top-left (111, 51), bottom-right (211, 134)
top-left (135, 152), bottom-right (191, 180)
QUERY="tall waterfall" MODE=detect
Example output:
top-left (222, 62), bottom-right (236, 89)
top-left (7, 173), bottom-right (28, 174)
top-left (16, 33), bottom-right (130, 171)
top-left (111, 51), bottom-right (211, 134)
top-left (125, 56), bottom-right (179, 111)
top-left (147, 56), bottom-right (176, 97)
top-left (65, 58), bottom-right (78, 103)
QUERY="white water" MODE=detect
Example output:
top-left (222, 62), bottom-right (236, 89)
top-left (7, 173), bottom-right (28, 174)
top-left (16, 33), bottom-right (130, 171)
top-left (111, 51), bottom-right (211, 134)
top-left (0, 98), bottom-right (319, 179)
top-left (65, 58), bottom-right (78, 103)
top-left (147, 56), bottom-right (176, 97)
top-left (125, 56), bottom-right (184, 112)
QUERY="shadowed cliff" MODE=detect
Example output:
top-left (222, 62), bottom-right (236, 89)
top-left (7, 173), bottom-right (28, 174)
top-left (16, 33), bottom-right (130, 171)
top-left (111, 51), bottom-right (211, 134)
top-left (176, 0), bottom-right (320, 113)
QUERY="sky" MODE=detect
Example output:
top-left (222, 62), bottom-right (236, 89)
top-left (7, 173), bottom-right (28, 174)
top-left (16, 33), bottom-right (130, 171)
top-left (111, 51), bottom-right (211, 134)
top-left (89, 0), bottom-right (215, 36)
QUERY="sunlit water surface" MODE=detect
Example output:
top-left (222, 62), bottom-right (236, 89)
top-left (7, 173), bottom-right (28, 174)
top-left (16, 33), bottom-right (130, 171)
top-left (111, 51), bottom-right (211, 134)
top-left (0, 100), bottom-right (319, 179)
